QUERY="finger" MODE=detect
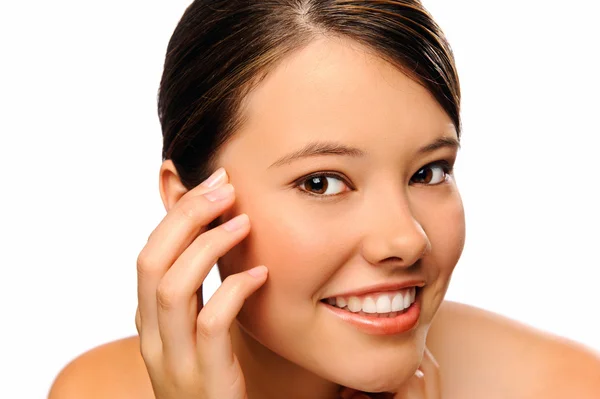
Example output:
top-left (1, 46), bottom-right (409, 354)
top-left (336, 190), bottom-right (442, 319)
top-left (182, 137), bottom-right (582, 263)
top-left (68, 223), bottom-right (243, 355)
top-left (339, 387), bottom-right (359, 399)
top-left (396, 347), bottom-right (439, 399)
top-left (403, 371), bottom-right (426, 399)
top-left (347, 392), bottom-right (390, 399)
top-left (419, 346), bottom-right (441, 398)
top-left (136, 169), bottom-right (229, 350)
top-left (339, 387), bottom-right (381, 399)
top-left (156, 213), bottom-right (252, 362)
top-left (135, 306), bottom-right (141, 335)
top-left (195, 265), bottom-right (268, 374)
top-left (138, 184), bottom-right (233, 346)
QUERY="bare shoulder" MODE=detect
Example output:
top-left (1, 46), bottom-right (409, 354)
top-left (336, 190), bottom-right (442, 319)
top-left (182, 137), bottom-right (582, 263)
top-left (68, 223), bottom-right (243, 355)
top-left (48, 336), bottom-right (154, 399)
top-left (428, 300), bottom-right (600, 399)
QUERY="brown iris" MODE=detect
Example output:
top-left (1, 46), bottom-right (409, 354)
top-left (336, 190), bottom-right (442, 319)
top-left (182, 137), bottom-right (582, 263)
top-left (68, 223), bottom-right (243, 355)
top-left (413, 167), bottom-right (433, 184)
top-left (305, 176), bottom-right (328, 194)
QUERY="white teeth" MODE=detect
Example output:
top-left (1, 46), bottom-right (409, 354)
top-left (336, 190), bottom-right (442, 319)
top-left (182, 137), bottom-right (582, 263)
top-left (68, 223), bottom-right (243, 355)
top-left (362, 297), bottom-right (377, 313)
top-left (347, 296), bottom-right (362, 312)
top-left (376, 295), bottom-right (392, 313)
top-left (403, 290), bottom-right (411, 309)
top-left (329, 287), bottom-right (418, 314)
top-left (391, 293), bottom-right (405, 312)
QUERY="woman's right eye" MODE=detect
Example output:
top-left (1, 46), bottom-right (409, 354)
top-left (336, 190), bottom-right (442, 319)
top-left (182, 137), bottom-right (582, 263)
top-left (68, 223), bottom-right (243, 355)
top-left (296, 173), bottom-right (351, 197)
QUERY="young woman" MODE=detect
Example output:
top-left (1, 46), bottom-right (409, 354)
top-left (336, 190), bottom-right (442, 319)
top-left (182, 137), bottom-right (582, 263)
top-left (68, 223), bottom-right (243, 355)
top-left (49, 1), bottom-right (600, 398)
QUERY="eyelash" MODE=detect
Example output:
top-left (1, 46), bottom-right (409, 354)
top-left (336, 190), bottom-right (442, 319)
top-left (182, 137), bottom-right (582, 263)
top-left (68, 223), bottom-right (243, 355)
top-left (293, 160), bottom-right (454, 198)
top-left (412, 160), bottom-right (454, 185)
top-left (294, 171), bottom-right (354, 198)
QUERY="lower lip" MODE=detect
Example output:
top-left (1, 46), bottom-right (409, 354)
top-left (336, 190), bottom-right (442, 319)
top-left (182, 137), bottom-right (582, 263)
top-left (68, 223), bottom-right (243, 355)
top-left (321, 290), bottom-right (421, 336)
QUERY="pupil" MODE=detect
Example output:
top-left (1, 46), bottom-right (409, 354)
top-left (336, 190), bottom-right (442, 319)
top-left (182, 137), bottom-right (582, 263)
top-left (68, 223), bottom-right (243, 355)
top-left (307, 176), bottom-right (327, 193)
top-left (416, 168), bottom-right (432, 183)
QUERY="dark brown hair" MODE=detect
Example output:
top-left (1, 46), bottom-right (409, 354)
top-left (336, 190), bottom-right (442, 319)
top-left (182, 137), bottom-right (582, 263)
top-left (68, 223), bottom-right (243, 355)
top-left (158, 0), bottom-right (461, 190)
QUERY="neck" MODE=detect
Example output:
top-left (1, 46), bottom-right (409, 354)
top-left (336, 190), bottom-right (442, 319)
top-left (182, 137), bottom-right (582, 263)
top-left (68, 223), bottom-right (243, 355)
top-left (230, 322), bottom-right (342, 399)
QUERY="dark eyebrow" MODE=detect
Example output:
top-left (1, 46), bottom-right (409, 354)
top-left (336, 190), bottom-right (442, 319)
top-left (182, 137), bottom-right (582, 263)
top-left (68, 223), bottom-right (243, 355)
top-left (268, 136), bottom-right (459, 168)
top-left (417, 137), bottom-right (460, 154)
top-left (268, 141), bottom-right (366, 168)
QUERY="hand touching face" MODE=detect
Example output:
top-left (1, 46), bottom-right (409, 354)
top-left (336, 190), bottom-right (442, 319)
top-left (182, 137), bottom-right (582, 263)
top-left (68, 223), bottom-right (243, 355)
top-left (212, 36), bottom-right (464, 393)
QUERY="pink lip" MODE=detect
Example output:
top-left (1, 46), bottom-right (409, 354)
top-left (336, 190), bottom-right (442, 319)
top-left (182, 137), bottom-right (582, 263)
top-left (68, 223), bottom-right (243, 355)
top-left (323, 280), bottom-right (426, 299)
top-left (322, 288), bottom-right (422, 335)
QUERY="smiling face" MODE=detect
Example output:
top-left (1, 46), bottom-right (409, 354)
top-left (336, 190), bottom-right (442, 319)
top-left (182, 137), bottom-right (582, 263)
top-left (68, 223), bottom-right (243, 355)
top-left (214, 36), bottom-right (465, 392)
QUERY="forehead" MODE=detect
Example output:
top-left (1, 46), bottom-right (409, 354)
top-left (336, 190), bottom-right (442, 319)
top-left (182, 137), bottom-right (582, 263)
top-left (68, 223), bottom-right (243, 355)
top-left (226, 36), bottom-right (455, 160)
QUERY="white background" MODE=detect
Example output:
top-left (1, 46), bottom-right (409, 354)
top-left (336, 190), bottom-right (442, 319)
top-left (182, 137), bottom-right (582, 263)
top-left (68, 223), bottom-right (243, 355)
top-left (1, 1), bottom-right (599, 397)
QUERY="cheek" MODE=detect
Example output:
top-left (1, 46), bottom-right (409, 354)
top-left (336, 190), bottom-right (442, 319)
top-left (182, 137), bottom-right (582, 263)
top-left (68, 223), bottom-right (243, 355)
top-left (414, 186), bottom-right (465, 312)
top-left (415, 185), bottom-right (465, 262)
top-left (217, 191), bottom-right (349, 341)
top-left (221, 195), bottom-right (340, 279)
top-left (437, 190), bottom-right (466, 273)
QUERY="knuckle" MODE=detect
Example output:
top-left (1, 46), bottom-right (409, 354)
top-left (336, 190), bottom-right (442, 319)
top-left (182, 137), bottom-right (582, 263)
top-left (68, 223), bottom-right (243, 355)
top-left (196, 312), bottom-right (222, 339)
top-left (186, 229), bottom-right (221, 262)
top-left (175, 196), bottom-right (202, 220)
top-left (196, 236), bottom-right (214, 253)
top-left (138, 337), bottom-right (161, 365)
top-left (136, 247), bottom-right (158, 279)
top-left (222, 274), bottom-right (244, 297)
top-left (156, 280), bottom-right (182, 311)
top-left (195, 240), bottom-right (219, 267)
top-left (190, 231), bottom-right (215, 256)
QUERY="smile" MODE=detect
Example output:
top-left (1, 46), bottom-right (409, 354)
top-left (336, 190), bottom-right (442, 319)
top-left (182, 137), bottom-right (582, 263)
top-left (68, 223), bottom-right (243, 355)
top-left (324, 287), bottom-right (416, 315)
top-left (320, 287), bottom-right (421, 335)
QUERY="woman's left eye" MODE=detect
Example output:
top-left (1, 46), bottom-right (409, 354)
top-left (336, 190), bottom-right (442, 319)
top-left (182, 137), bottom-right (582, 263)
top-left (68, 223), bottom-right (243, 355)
top-left (411, 161), bottom-right (452, 185)
top-left (297, 174), bottom-right (351, 196)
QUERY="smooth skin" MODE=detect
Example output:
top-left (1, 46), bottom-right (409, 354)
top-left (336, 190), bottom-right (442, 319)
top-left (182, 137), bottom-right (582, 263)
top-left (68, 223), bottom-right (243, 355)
top-left (135, 173), bottom-right (263, 399)
top-left (49, 37), bottom-right (600, 399)
top-left (135, 167), bottom-right (438, 398)
top-left (201, 37), bottom-right (464, 397)
top-left (139, 36), bottom-right (458, 398)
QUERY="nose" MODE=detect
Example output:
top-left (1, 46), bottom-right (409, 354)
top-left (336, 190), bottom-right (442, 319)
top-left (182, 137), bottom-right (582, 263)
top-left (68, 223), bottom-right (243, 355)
top-left (360, 198), bottom-right (431, 268)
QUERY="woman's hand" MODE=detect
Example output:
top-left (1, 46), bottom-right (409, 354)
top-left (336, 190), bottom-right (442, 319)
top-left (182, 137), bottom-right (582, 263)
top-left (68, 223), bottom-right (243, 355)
top-left (339, 346), bottom-right (441, 399)
top-left (134, 168), bottom-right (267, 399)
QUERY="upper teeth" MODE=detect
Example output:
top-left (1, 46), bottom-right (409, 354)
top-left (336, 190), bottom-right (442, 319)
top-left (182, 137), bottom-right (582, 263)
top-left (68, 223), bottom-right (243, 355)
top-left (326, 287), bottom-right (416, 314)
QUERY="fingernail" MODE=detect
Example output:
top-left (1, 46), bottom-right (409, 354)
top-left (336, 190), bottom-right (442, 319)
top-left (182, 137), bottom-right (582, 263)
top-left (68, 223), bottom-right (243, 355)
top-left (222, 213), bottom-right (249, 232)
top-left (247, 265), bottom-right (267, 278)
top-left (201, 167), bottom-right (227, 188)
top-left (204, 184), bottom-right (233, 202)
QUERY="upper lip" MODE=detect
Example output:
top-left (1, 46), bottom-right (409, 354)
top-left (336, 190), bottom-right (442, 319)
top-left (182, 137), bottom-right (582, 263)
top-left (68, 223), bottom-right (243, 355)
top-left (322, 280), bottom-right (426, 299)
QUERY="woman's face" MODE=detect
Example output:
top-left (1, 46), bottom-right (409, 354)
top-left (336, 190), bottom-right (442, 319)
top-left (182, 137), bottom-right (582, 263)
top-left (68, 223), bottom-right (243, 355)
top-left (215, 36), bottom-right (465, 392)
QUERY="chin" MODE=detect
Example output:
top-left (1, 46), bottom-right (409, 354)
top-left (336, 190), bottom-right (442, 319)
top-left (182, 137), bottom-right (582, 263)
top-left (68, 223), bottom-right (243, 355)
top-left (329, 355), bottom-right (421, 393)
top-left (313, 329), bottom-right (426, 393)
